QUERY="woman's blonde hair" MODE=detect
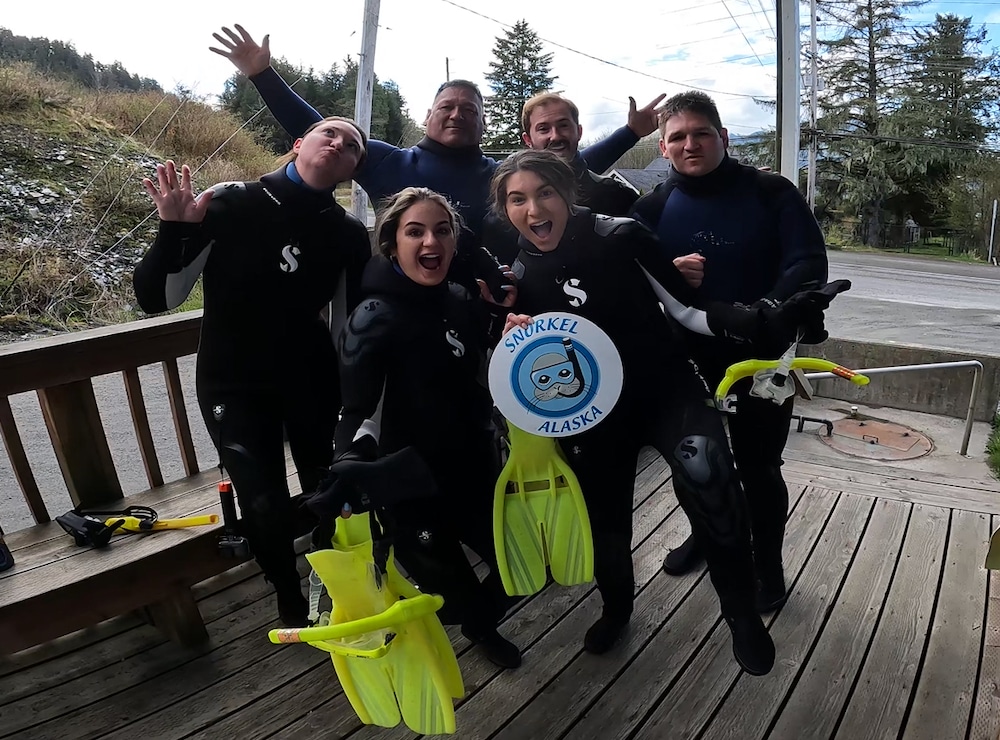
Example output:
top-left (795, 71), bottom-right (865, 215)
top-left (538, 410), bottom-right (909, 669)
top-left (375, 187), bottom-right (464, 257)
top-left (275, 115), bottom-right (369, 170)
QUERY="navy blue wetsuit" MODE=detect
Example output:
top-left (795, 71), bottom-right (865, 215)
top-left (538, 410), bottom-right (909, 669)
top-left (631, 155), bottom-right (827, 576)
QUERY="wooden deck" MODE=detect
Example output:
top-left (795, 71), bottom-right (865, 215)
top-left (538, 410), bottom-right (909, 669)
top-left (2, 448), bottom-right (999, 740)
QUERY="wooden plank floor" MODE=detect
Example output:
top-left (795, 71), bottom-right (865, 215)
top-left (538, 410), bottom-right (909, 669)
top-left (1, 449), bottom-right (998, 740)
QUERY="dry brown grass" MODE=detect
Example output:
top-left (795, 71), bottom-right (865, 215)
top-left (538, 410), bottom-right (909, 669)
top-left (0, 63), bottom-right (286, 330)
top-left (81, 90), bottom-right (278, 183)
top-left (0, 242), bottom-right (129, 329)
top-left (0, 62), bottom-right (75, 114)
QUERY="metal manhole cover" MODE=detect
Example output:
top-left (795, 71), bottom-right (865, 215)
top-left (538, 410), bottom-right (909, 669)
top-left (819, 418), bottom-right (934, 461)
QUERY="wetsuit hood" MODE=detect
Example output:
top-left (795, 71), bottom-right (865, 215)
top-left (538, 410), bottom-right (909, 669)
top-left (360, 254), bottom-right (452, 304)
top-left (667, 154), bottom-right (741, 197)
top-left (416, 136), bottom-right (486, 163)
top-left (258, 166), bottom-right (346, 218)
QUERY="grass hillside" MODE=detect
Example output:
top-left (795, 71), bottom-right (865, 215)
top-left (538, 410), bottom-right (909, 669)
top-left (0, 62), bottom-right (290, 339)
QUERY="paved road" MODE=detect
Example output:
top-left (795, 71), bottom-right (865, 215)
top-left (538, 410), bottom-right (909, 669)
top-left (825, 251), bottom-right (1000, 355)
top-left (2, 251), bottom-right (997, 532)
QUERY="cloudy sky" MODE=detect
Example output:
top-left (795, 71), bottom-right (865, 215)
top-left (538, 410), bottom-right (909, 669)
top-left (3, 0), bottom-right (998, 145)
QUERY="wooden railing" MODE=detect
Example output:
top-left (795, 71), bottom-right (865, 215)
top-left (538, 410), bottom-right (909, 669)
top-left (0, 311), bottom-right (202, 527)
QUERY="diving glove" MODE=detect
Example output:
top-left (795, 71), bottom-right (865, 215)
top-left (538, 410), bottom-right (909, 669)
top-left (706, 279), bottom-right (851, 350)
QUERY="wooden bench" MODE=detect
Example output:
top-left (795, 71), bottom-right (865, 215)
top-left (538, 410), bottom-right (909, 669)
top-left (0, 311), bottom-right (299, 656)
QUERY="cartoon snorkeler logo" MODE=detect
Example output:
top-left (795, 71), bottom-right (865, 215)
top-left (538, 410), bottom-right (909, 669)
top-left (511, 335), bottom-right (600, 419)
top-left (488, 312), bottom-right (623, 437)
top-left (530, 338), bottom-right (584, 401)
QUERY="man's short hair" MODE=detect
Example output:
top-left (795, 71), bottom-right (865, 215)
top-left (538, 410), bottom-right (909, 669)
top-left (434, 79), bottom-right (484, 110)
top-left (521, 92), bottom-right (580, 135)
top-left (658, 91), bottom-right (724, 136)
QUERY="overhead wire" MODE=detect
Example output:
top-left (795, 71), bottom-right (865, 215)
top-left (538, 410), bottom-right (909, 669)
top-left (437, 0), bottom-right (768, 99)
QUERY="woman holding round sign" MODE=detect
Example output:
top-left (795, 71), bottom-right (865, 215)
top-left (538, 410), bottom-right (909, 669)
top-left (488, 149), bottom-right (849, 675)
top-left (330, 187), bottom-right (521, 670)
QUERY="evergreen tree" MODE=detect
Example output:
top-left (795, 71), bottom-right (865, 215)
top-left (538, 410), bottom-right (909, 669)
top-left (483, 20), bottom-right (556, 150)
top-left (815, 0), bottom-right (925, 243)
top-left (0, 27), bottom-right (161, 92)
top-left (889, 14), bottom-right (1000, 227)
top-left (219, 57), bottom-right (420, 154)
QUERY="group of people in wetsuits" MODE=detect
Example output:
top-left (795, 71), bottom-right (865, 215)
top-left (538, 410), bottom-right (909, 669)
top-left (132, 23), bottom-right (845, 678)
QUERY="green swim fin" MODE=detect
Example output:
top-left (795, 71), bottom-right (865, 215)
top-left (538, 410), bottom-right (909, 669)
top-left (269, 513), bottom-right (464, 734)
top-left (493, 423), bottom-right (594, 596)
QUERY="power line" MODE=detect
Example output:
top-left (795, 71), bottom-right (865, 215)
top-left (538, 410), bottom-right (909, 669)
top-left (436, 0), bottom-right (766, 99)
top-left (720, 0), bottom-right (768, 67)
top-left (813, 128), bottom-right (1000, 154)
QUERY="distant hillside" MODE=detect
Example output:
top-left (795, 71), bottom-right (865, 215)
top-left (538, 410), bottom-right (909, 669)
top-left (0, 27), bottom-right (161, 93)
top-left (0, 61), bottom-right (280, 339)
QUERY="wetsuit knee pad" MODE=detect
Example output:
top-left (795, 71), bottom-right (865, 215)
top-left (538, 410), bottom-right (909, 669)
top-left (671, 435), bottom-right (734, 510)
top-left (670, 435), bottom-right (748, 549)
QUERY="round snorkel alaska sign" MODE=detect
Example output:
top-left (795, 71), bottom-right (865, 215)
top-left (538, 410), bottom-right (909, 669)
top-left (489, 312), bottom-right (623, 437)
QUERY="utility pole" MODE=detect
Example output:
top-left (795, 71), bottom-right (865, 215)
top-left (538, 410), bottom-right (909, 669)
top-left (446, 57), bottom-right (450, 82)
top-left (775, 0), bottom-right (801, 184)
top-left (806, 0), bottom-right (819, 212)
top-left (352, 0), bottom-right (380, 225)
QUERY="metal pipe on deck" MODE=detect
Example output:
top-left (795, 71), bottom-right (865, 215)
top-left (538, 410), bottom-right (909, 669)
top-left (804, 360), bottom-right (984, 456)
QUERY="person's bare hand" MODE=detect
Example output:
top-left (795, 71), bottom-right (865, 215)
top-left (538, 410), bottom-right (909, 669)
top-left (627, 93), bottom-right (667, 137)
top-left (502, 313), bottom-right (533, 335)
top-left (673, 252), bottom-right (705, 288)
top-left (209, 24), bottom-right (271, 77)
top-left (142, 161), bottom-right (212, 223)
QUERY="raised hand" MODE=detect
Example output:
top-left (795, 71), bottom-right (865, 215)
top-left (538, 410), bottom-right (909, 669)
top-left (627, 93), bottom-right (667, 138)
top-left (209, 24), bottom-right (271, 77)
top-left (142, 161), bottom-right (213, 223)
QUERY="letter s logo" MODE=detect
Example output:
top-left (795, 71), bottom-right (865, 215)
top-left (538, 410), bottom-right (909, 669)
top-left (280, 245), bottom-right (301, 273)
top-left (562, 278), bottom-right (587, 307)
top-left (445, 328), bottom-right (465, 357)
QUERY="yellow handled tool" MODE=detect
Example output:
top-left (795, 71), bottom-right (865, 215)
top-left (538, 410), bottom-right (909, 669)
top-left (111, 514), bottom-right (219, 533)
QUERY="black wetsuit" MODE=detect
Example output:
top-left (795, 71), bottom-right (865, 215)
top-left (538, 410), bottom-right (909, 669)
top-left (631, 156), bottom-right (828, 576)
top-left (507, 209), bottom-right (804, 622)
top-left (483, 153), bottom-right (639, 267)
top-left (133, 164), bottom-right (371, 593)
top-left (336, 255), bottom-right (508, 633)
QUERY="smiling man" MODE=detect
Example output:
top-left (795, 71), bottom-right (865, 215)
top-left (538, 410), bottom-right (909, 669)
top-left (631, 90), bottom-right (828, 616)
top-left (521, 93), bottom-right (641, 217)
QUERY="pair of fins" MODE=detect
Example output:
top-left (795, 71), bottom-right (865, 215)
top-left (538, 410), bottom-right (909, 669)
top-left (268, 513), bottom-right (463, 735)
top-left (493, 423), bottom-right (595, 596)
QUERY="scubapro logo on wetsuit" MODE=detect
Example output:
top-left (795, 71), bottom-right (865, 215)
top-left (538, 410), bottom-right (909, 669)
top-left (489, 312), bottom-right (623, 437)
top-left (280, 244), bottom-right (301, 273)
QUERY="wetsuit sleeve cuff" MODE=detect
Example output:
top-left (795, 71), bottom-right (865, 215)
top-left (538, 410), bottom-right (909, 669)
top-left (157, 221), bottom-right (202, 240)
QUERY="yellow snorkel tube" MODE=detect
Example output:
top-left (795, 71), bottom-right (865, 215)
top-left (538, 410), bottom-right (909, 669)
top-left (265, 509), bottom-right (464, 734)
top-left (715, 345), bottom-right (870, 413)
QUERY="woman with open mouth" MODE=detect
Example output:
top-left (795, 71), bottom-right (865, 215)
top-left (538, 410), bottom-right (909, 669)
top-left (490, 149), bottom-right (849, 675)
top-left (333, 187), bottom-right (522, 670)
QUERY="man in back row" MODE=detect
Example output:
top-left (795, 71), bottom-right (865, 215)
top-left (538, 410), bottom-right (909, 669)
top-left (631, 91), bottom-right (829, 614)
